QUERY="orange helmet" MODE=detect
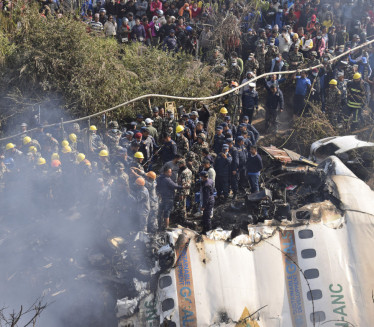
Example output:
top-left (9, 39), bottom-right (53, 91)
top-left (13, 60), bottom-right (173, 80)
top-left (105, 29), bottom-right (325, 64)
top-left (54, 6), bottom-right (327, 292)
top-left (135, 177), bottom-right (145, 186)
top-left (231, 81), bottom-right (239, 87)
top-left (146, 171), bottom-right (157, 180)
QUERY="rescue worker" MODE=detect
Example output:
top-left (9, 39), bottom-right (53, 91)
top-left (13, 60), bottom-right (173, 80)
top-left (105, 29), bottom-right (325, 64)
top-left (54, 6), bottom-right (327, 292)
top-left (162, 109), bottom-right (176, 138)
top-left (131, 177), bottom-right (150, 232)
top-left (104, 121), bottom-right (121, 153)
top-left (213, 126), bottom-right (226, 154)
top-left (175, 125), bottom-right (189, 156)
top-left (216, 107), bottom-right (228, 129)
top-left (98, 149), bottom-right (112, 178)
top-left (227, 138), bottom-right (239, 200)
top-left (190, 133), bottom-right (209, 161)
top-left (235, 136), bottom-right (248, 192)
top-left (145, 118), bottom-right (158, 141)
top-left (344, 72), bottom-right (368, 129)
top-left (151, 107), bottom-right (163, 133)
top-left (131, 151), bottom-right (145, 171)
top-left (227, 81), bottom-right (240, 119)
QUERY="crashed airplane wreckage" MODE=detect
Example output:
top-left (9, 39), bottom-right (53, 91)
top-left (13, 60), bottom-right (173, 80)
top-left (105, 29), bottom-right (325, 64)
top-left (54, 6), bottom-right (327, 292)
top-left (114, 150), bottom-right (374, 327)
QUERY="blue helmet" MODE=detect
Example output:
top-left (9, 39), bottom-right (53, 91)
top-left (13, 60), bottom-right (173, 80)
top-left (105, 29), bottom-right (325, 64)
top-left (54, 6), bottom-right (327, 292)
top-left (186, 26), bottom-right (193, 32)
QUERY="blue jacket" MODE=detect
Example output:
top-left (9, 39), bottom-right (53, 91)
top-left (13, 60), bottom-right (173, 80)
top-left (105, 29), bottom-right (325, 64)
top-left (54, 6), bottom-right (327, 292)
top-left (236, 145), bottom-right (248, 168)
top-left (156, 174), bottom-right (182, 199)
top-left (213, 134), bottom-right (226, 154)
top-left (242, 89), bottom-right (259, 109)
top-left (229, 146), bottom-right (239, 171)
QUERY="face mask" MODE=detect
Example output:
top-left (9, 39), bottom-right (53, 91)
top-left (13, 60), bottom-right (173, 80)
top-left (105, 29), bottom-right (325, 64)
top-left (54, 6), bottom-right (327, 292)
top-left (317, 36), bottom-right (321, 39)
top-left (248, 57), bottom-right (253, 61)
top-left (232, 62), bottom-right (237, 66)
top-left (270, 42), bottom-right (275, 46)
top-left (176, 133), bottom-right (181, 137)
top-left (170, 114), bottom-right (174, 119)
top-left (186, 6), bottom-right (189, 10)
top-left (312, 72), bottom-right (318, 76)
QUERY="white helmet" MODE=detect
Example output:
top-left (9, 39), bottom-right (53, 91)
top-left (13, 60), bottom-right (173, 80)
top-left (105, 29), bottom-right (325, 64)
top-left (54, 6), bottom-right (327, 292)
top-left (157, 9), bottom-right (164, 16)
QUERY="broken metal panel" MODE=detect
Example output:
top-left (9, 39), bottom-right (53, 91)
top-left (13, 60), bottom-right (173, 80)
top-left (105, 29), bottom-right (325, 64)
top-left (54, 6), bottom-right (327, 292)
top-left (310, 135), bottom-right (374, 163)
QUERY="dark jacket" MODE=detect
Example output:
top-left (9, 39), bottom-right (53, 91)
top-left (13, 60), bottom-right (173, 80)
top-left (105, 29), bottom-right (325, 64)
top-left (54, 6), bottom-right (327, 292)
top-left (214, 152), bottom-right (232, 176)
top-left (242, 89), bottom-right (259, 109)
top-left (246, 153), bottom-right (263, 173)
top-left (265, 84), bottom-right (284, 111)
top-left (201, 178), bottom-right (215, 207)
top-left (156, 174), bottom-right (182, 199)
top-left (159, 140), bottom-right (177, 163)
top-left (213, 134), bottom-right (226, 154)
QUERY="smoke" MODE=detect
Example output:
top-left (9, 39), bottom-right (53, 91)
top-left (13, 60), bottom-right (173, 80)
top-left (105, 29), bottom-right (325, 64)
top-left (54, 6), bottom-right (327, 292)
top-left (0, 101), bottom-right (144, 327)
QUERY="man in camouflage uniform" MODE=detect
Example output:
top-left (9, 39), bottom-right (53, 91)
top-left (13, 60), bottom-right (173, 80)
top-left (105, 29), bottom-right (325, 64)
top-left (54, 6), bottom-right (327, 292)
top-left (175, 125), bottom-right (189, 156)
top-left (243, 53), bottom-right (259, 76)
top-left (307, 51), bottom-right (320, 68)
top-left (337, 72), bottom-right (348, 106)
top-left (186, 151), bottom-right (200, 211)
top-left (162, 109), bottom-right (177, 139)
top-left (208, 46), bottom-right (227, 73)
top-left (227, 81), bottom-right (240, 119)
top-left (254, 40), bottom-right (267, 75)
top-left (174, 159), bottom-right (192, 220)
top-left (104, 121), bottom-right (121, 154)
top-left (265, 38), bottom-right (280, 72)
top-left (325, 79), bottom-right (342, 125)
top-left (151, 107), bottom-right (163, 133)
top-left (287, 44), bottom-right (304, 70)
top-left (224, 59), bottom-right (241, 83)
top-left (344, 64), bottom-right (356, 81)
top-left (191, 133), bottom-right (209, 161)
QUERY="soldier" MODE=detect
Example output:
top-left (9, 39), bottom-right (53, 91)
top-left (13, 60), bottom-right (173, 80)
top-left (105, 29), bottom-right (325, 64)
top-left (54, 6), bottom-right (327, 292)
top-left (174, 159), bottom-right (192, 221)
top-left (254, 40), bottom-right (267, 75)
top-left (139, 127), bottom-right (154, 164)
top-left (325, 79), bottom-right (342, 125)
top-left (287, 44), bottom-right (304, 69)
top-left (190, 133), bottom-right (209, 161)
top-left (208, 46), bottom-right (227, 73)
top-left (337, 72), bottom-right (348, 106)
top-left (97, 149), bottom-right (112, 179)
top-left (162, 109), bottom-right (177, 139)
top-left (307, 51), bottom-right (320, 68)
top-left (265, 38), bottom-right (280, 72)
top-left (104, 121), bottom-right (121, 153)
top-left (175, 125), bottom-right (189, 156)
top-left (151, 107), bottom-right (163, 133)
top-left (227, 81), bottom-right (240, 119)
top-left (145, 118), bottom-right (158, 141)
top-left (243, 53), bottom-right (259, 76)
top-left (135, 114), bottom-right (146, 130)
top-left (224, 59), bottom-right (241, 83)
top-left (131, 151), bottom-right (145, 172)
top-left (214, 144), bottom-right (232, 202)
top-left (86, 125), bottom-right (106, 159)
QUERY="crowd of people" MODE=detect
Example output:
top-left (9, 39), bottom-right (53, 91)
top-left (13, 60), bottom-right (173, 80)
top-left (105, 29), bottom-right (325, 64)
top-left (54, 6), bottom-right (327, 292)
top-left (0, 109), bottom-right (262, 234)
top-left (30, 0), bottom-right (374, 130)
top-left (1, 0), bottom-right (374, 235)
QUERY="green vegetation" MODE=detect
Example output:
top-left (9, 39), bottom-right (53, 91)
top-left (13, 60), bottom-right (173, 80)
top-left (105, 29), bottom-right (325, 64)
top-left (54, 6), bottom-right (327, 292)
top-left (0, 3), bottom-right (220, 130)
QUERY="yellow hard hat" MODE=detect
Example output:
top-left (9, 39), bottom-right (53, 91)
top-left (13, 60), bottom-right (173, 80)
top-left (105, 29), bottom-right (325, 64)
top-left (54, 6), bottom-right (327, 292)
top-left (61, 140), bottom-right (69, 147)
top-left (176, 125), bottom-right (184, 133)
top-left (89, 125), bottom-right (97, 131)
top-left (353, 72), bottom-right (361, 80)
top-left (23, 136), bottom-right (32, 145)
top-left (51, 153), bottom-right (60, 160)
top-left (146, 171), bottom-right (157, 180)
top-left (69, 133), bottom-right (77, 143)
top-left (220, 107), bottom-right (228, 114)
top-left (77, 153), bottom-right (85, 162)
top-left (62, 146), bottom-right (72, 153)
top-left (28, 146), bottom-right (37, 153)
top-left (6, 143), bottom-right (15, 150)
top-left (135, 177), bottom-right (145, 186)
top-left (99, 149), bottom-right (109, 157)
top-left (329, 79), bottom-right (337, 85)
top-left (37, 157), bottom-right (46, 165)
top-left (293, 33), bottom-right (299, 39)
top-left (134, 151), bottom-right (144, 159)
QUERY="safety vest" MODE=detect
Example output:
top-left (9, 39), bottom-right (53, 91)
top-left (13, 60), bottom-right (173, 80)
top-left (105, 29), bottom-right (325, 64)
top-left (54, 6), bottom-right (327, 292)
top-left (347, 81), bottom-right (365, 110)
